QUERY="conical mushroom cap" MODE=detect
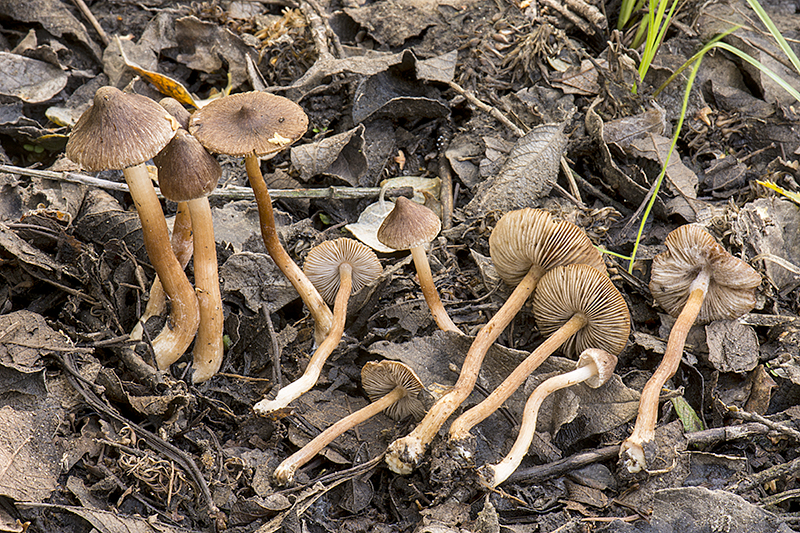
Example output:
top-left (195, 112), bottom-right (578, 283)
top-left (532, 264), bottom-right (630, 357)
top-left (303, 238), bottom-right (383, 304)
top-left (649, 225), bottom-right (761, 324)
top-left (361, 361), bottom-right (426, 421)
top-left (153, 129), bottom-right (222, 201)
top-left (577, 348), bottom-right (618, 388)
top-left (66, 86), bottom-right (178, 171)
top-left (377, 197), bottom-right (442, 251)
top-left (159, 97), bottom-right (191, 130)
top-left (490, 208), bottom-right (607, 287)
top-left (188, 91), bottom-right (308, 157)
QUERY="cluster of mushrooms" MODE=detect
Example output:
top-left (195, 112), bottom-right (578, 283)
top-left (65, 86), bottom-right (762, 488)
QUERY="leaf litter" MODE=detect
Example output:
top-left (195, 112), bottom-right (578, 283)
top-left (1, 0), bottom-right (800, 531)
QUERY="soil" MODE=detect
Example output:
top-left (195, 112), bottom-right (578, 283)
top-left (2, 0), bottom-right (800, 532)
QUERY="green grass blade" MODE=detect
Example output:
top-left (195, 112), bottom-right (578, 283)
top-left (743, 0), bottom-right (800, 74)
top-left (715, 42), bottom-right (800, 102)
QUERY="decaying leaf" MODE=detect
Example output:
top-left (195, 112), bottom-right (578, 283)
top-left (705, 320), bottom-right (759, 374)
top-left (0, 52), bottom-right (67, 103)
top-left (466, 121), bottom-right (568, 215)
top-left (221, 252), bottom-right (299, 313)
top-left (291, 125), bottom-right (367, 186)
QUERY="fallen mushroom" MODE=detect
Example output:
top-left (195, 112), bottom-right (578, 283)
top-left (377, 196), bottom-right (459, 333)
top-left (66, 86), bottom-right (199, 364)
top-left (130, 98), bottom-right (195, 343)
top-left (273, 360), bottom-right (425, 485)
top-left (620, 224), bottom-right (761, 473)
top-left (254, 238), bottom-right (382, 415)
top-left (478, 348), bottom-right (618, 488)
top-left (189, 91), bottom-right (334, 344)
top-left (448, 263), bottom-right (629, 453)
top-left (153, 128), bottom-right (224, 382)
top-left (385, 208), bottom-right (606, 474)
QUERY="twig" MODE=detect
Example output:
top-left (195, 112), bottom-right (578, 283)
top-left (262, 304), bottom-right (283, 388)
top-left (0, 164), bottom-right (411, 201)
top-left (447, 81), bottom-right (525, 137)
top-left (685, 421), bottom-right (771, 448)
top-left (70, 0), bottom-right (110, 46)
top-left (723, 404), bottom-right (800, 442)
top-left (506, 445), bottom-right (619, 484)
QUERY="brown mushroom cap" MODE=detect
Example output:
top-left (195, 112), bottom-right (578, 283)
top-left (361, 361), bottom-right (426, 421)
top-left (188, 91), bottom-right (308, 157)
top-left (649, 225), bottom-right (761, 324)
top-left (532, 264), bottom-right (630, 357)
top-left (159, 97), bottom-right (191, 130)
top-left (66, 86), bottom-right (178, 171)
top-left (376, 197), bottom-right (442, 251)
top-left (490, 208), bottom-right (607, 288)
top-left (577, 348), bottom-right (618, 388)
top-left (303, 238), bottom-right (383, 304)
top-left (154, 129), bottom-right (222, 202)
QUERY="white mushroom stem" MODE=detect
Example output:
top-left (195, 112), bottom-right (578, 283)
top-left (125, 163), bottom-right (200, 368)
top-left (620, 268), bottom-right (710, 473)
top-left (274, 384), bottom-right (407, 485)
top-left (253, 263), bottom-right (353, 415)
top-left (410, 245), bottom-right (459, 333)
top-left (449, 313), bottom-right (587, 445)
top-left (187, 196), bottom-right (224, 383)
top-left (130, 201), bottom-right (193, 341)
top-left (245, 155), bottom-right (334, 344)
top-left (385, 267), bottom-right (541, 474)
top-left (480, 358), bottom-right (603, 488)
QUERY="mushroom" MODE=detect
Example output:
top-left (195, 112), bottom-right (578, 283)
top-left (130, 98), bottom-right (194, 343)
top-left (253, 238), bottom-right (382, 415)
top-left (66, 86), bottom-right (199, 364)
top-left (448, 263), bottom-right (629, 452)
top-left (273, 360), bottom-right (425, 485)
top-left (377, 196), bottom-right (459, 333)
top-left (188, 91), bottom-right (334, 344)
top-left (478, 348), bottom-right (618, 487)
top-left (620, 224), bottom-right (761, 473)
top-left (385, 208), bottom-right (606, 474)
top-left (153, 128), bottom-right (224, 382)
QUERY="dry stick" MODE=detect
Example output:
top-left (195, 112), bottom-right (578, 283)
top-left (438, 152), bottom-right (454, 231)
top-left (0, 164), bottom-right (409, 201)
top-left (274, 384), bottom-right (406, 485)
top-left (70, 0), bottom-right (110, 46)
top-left (130, 202), bottom-right (193, 341)
top-left (245, 154), bottom-right (334, 343)
top-left (449, 314), bottom-right (586, 444)
top-left (620, 270), bottom-right (710, 472)
top-left (386, 267), bottom-right (541, 474)
top-left (253, 264), bottom-right (352, 415)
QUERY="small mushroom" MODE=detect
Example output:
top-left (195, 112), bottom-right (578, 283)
top-left (66, 86), bottom-right (199, 364)
top-left (153, 128), bottom-right (224, 382)
top-left (189, 92), bottom-right (334, 344)
top-left (253, 238), bottom-right (382, 415)
top-left (620, 225), bottom-right (761, 473)
top-left (377, 196), bottom-right (459, 333)
top-left (478, 348), bottom-right (618, 488)
top-left (385, 208), bottom-right (606, 474)
top-left (448, 264), bottom-right (629, 451)
top-left (273, 360), bottom-right (425, 485)
top-left (130, 98), bottom-right (195, 342)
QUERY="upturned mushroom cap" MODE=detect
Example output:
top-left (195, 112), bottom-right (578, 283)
top-left (154, 129), bottom-right (222, 202)
top-left (66, 86), bottom-right (178, 171)
top-left (377, 197), bottom-right (442, 251)
top-left (490, 208), bottom-right (607, 287)
top-left (303, 238), bottom-right (383, 304)
top-left (188, 91), bottom-right (308, 157)
top-left (159, 97), bottom-right (191, 130)
top-left (649, 225), bottom-right (761, 324)
top-left (577, 348), bottom-right (618, 388)
top-left (532, 264), bottom-right (630, 357)
top-left (361, 361), bottom-right (426, 421)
